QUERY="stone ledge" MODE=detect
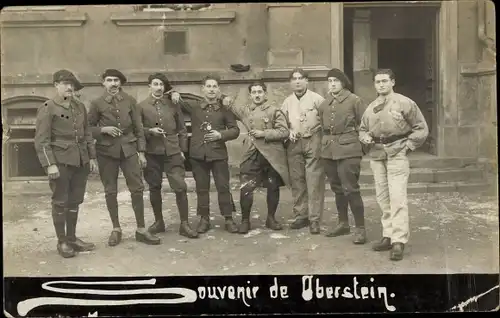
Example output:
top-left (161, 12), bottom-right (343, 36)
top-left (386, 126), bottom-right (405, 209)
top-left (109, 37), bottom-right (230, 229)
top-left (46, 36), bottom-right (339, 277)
top-left (460, 62), bottom-right (496, 77)
top-left (110, 10), bottom-right (236, 26)
top-left (0, 11), bottom-right (88, 28)
top-left (262, 66), bottom-right (330, 80)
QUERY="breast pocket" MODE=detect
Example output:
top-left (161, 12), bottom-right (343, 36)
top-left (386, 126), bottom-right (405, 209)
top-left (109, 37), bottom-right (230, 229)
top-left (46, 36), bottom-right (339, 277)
top-left (389, 110), bottom-right (408, 131)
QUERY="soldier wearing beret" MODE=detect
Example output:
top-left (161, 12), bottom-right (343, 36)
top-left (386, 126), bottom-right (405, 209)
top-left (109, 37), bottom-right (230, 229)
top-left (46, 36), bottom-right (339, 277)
top-left (318, 68), bottom-right (368, 244)
top-left (88, 69), bottom-right (160, 246)
top-left (221, 81), bottom-right (290, 233)
top-left (178, 75), bottom-right (240, 234)
top-left (137, 73), bottom-right (198, 238)
top-left (359, 69), bottom-right (428, 261)
top-left (34, 69), bottom-right (98, 258)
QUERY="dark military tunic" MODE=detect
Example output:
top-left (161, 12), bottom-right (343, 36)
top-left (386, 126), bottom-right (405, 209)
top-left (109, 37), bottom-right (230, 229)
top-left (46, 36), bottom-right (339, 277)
top-left (87, 90), bottom-right (145, 196)
top-left (179, 97), bottom-right (240, 217)
top-left (34, 95), bottom-right (96, 208)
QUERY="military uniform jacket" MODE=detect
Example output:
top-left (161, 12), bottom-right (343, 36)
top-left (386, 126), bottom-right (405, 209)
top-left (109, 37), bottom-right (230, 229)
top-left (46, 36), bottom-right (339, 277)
top-left (359, 92), bottom-right (429, 160)
top-left (34, 95), bottom-right (96, 168)
top-left (180, 98), bottom-right (240, 161)
top-left (318, 89), bottom-right (367, 160)
top-left (224, 100), bottom-right (291, 187)
top-left (137, 95), bottom-right (188, 156)
top-left (88, 90), bottom-right (146, 159)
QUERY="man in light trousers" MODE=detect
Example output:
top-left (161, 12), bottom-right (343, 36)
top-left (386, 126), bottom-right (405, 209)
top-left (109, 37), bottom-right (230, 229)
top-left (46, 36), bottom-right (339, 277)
top-left (359, 69), bottom-right (428, 261)
top-left (281, 68), bottom-right (326, 234)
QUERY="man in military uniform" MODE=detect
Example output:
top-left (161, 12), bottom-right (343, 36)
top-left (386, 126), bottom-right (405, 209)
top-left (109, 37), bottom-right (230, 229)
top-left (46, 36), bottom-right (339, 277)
top-left (137, 73), bottom-right (198, 239)
top-left (178, 74), bottom-right (240, 234)
top-left (88, 69), bottom-right (160, 246)
top-left (222, 81), bottom-right (290, 233)
top-left (359, 69), bottom-right (429, 261)
top-left (34, 69), bottom-right (98, 258)
top-left (281, 68), bottom-right (326, 234)
top-left (318, 68), bottom-right (368, 244)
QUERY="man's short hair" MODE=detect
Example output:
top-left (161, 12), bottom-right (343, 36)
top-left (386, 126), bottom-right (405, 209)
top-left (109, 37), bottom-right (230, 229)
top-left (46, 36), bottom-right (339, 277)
top-left (202, 74), bottom-right (221, 86)
top-left (248, 81), bottom-right (267, 93)
top-left (288, 68), bottom-right (309, 80)
top-left (374, 69), bottom-right (396, 81)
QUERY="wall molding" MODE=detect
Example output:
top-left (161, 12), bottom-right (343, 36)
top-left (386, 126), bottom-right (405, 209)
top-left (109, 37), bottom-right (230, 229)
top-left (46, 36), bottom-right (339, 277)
top-left (0, 11), bottom-right (88, 28)
top-left (461, 62), bottom-right (497, 77)
top-left (110, 10), bottom-right (236, 26)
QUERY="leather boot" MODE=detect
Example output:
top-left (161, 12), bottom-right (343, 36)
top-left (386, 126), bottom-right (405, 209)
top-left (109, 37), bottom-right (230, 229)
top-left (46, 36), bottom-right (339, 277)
top-left (390, 243), bottom-right (405, 261)
top-left (108, 229), bottom-right (122, 247)
top-left (265, 187), bottom-right (282, 230)
top-left (373, 237), bottom-right (392, 251)
top-left (239, 219), bottom-right (251, 234)
top-left (66, 208), bottom-right (96, 252)
top-left (131, 193), bottom-right (146, 229)
top-left (197, 216), bottom-right (211, 234)
top-left (325, 222), bottom-right (350, 237)
top-left (179, 221), bottom-right (199, 238)
top-left (290, 218), bottom-right (310, 229)
top-left (136, 230), bottom-right (161, 245)
top-left (148, 190), bottom-right (165, 234)
top-left (309, 221), bottom-right (320, 234)
top-left (225, 217), bottom-right (239, 233)
top-left (352, 227), bottom-right (367, 245)
top-left (52, 205), bottom-right (76, 258)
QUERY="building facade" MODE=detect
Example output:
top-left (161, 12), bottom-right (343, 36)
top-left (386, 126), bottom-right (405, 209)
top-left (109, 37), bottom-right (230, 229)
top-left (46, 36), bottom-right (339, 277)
top-left (1, 1), bottom-right (496, 182)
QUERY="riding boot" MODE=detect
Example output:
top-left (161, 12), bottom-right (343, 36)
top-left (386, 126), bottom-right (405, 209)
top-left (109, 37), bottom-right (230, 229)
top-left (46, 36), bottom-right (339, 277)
top-left (265, 187), bottom-right (282, 230)
top-left (176, 191), bottom-right (198, 238)
top-left (52, 205), bottom-right (75, 258)
top-left (148, 190), bottom-right (165, 234)
top-left (66, 207), bottom-right (95, 252)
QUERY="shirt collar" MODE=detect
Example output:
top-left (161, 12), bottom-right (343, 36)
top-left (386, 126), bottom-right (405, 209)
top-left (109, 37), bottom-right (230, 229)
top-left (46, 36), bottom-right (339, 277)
top-left (103, 90), bottom-right (124, 103)
top-left (331, 89), bottom-right (350, 103)
top-left (294, 89), bottom-right (308, 100)
top-left (200, 99), bottom-right (220, 110)
top-left (148, 94), bottom-right (168, 106)
top-left (53, 95), bottom-right (72, 109)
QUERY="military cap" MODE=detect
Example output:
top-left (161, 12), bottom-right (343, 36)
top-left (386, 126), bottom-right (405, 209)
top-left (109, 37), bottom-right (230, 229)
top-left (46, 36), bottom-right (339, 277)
top-left (148, 72), bottom-right (173, 92)
top-left (53, 69), bottom-right (84, 91)
top-left (327, 68), bottom-right (352, 90)
top-left (102, 69), bottom-right (127, 84)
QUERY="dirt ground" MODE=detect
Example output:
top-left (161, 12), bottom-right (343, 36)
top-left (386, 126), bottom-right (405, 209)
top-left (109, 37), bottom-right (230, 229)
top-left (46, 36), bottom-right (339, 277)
top-left (3, 185), bottom-right (499, 276)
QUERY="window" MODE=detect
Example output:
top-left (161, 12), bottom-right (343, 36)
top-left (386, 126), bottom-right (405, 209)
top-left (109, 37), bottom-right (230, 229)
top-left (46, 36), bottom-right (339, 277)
top-left (164, 31), bottom-right (187, 55)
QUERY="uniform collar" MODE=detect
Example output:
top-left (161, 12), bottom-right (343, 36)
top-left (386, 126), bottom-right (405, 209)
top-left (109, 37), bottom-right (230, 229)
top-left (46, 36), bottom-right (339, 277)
top-left (200, 99), bottom-right (220, 110)
top-left (250, 100), bottom-right (271, 111)
top-left (103, 90), bottom-right (124, 103)
top-left (148, 94), bottom-right (168, 105)
top-left (53, 94), bottom-right (72, 109)
top-left (331, 89), bottom-right (350, 103)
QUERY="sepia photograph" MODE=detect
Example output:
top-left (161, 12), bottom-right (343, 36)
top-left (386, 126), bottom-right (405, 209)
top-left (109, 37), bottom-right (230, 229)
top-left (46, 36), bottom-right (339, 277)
top-left (1, 1), bottom-right (498, 315)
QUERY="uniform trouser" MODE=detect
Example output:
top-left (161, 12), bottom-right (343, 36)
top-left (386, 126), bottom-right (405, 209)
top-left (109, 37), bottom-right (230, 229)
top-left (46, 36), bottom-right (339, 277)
top-left (190, 158), bottom-right (233, 217)
top-left (239, 150), bottom-right (281, 220)
top-left (286, 132), bottom-right (325, 222)
top-left (369, 149), bottom-right (410, 244)
top-left (49, 163), bottom-right (90, 243)
top-left (96, 150), bottom-right (145, 229)
top-left (143, 153), bottom-right (189, 222)
top-left (323, 157), bottom-right (365, 227)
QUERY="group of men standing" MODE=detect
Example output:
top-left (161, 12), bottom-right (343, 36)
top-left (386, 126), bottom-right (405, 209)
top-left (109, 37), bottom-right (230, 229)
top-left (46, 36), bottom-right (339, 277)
top-left (34, 66), bottom-right (428, 262)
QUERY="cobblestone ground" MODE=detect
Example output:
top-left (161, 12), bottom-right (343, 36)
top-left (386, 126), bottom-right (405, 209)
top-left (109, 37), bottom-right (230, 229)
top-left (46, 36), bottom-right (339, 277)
top-left (3, 186), bottom-right (499, 276)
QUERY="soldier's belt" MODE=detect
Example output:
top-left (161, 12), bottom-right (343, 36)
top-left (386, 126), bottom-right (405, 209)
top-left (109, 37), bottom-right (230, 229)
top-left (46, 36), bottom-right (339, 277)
top-left (372, 132), bottom-right (411, 144)
top-left (323, 129), bottom-right (356, 136)
top-left (53, 137), bottom-right (85, 143)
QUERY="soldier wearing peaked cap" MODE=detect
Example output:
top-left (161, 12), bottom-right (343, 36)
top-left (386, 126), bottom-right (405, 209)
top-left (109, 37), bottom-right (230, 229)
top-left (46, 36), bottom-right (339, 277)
top-left (137, 72), bottom-right (199, 239)
top-left (88, 68), bottom-right (161, 246)
top-left (34, 69), bottom-right (98, 258)
top-left (318, 68), bottom-right (368, 244)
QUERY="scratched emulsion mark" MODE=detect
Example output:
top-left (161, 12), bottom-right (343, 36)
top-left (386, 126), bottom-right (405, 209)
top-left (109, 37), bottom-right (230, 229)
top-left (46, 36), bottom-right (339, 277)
top-left (16, 279), bottom-right (197, 317)
top-left (449, 284), bottom-right (499, 312)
